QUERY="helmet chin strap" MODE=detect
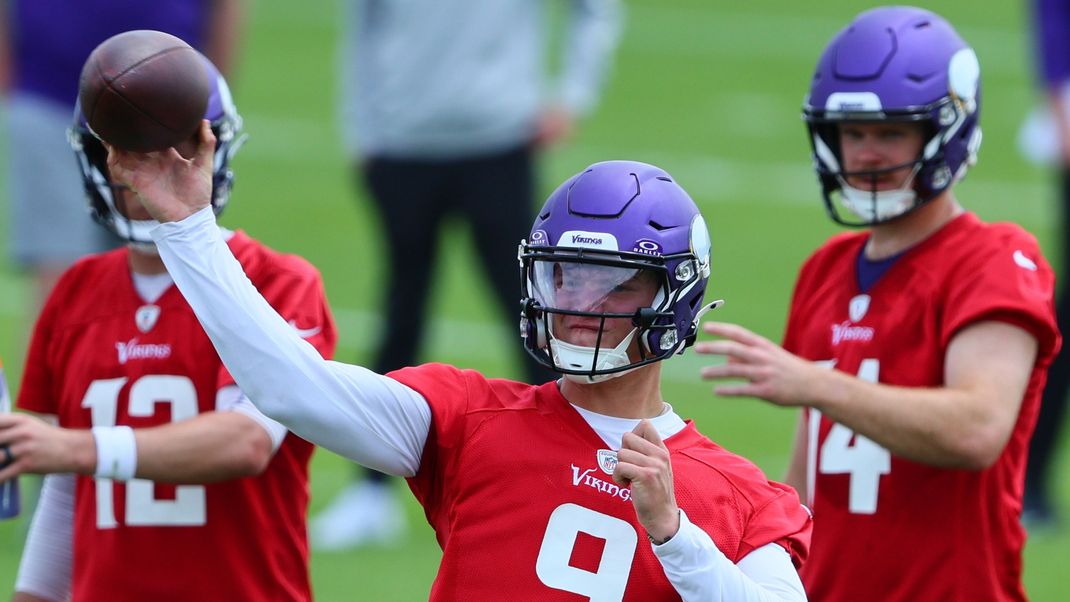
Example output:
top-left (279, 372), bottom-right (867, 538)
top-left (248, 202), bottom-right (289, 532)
top-left (550, 329), bottom-right (640, 384)
top-left (127, 240), bottom-right (160, 256)
top-left (836, 163), bottom-right (921, 223)
top-left (117, 218), bottom-right (162, 246)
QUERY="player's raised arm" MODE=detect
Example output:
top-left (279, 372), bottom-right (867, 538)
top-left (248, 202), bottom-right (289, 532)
top-left (108, 137), bottom-right (430, 476)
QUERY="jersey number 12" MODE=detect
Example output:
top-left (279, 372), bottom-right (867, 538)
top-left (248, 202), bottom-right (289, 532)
top-left (81, 375), bottom-right (206, 529)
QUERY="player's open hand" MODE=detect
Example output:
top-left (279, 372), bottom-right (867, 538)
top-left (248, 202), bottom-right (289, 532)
top-left (0, 413), bottom-right (93, 482)
top-left (105, 119), bottom-right (216, 224)
top-left (613, 419), bottom-right (680, 544)
top-left (695, 321), bottom-right (825, 407)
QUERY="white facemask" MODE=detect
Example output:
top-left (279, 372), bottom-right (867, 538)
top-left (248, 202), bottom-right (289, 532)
top-left (836, 163), bottom-right (921, 223)
top-left (550, 329), bottom-right (640, 384)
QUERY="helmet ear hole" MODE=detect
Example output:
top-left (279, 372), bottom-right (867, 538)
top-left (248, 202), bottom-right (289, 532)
top-left (535, 315), bottom-right (547, 348)
top-left (521, 299), bottom-right (548, 348)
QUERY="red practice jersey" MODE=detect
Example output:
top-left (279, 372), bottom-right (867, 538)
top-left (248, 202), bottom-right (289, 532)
top-left (392, 363), bottom-right (812, 601)
top-left (783, 213), bottom-right (1059, 601)
top-left (18, 232), bottom-right (337, 602)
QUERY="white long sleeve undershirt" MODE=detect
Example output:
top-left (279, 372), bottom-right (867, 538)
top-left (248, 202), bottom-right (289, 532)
top-left (151, 207), bottom-right (806, 601)
top-left (15, 474), bottom-right (74, 601)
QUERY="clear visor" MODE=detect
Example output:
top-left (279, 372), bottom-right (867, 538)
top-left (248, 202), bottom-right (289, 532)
top-left (532, 260), bottom-right (661, 314)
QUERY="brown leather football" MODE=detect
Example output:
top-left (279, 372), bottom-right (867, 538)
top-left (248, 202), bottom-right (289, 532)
top-left (78, 30), bottom-right (210, 152)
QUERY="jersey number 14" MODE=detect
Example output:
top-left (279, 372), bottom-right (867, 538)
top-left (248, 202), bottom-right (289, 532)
top-left (809, 359), bottom-right (891, 514)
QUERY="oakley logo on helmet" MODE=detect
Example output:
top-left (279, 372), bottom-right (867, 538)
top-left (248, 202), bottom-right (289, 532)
top-left (529, 230), bottom-right (549, 246)
top-left (632, 239), bottom-right (662, 256)
top-left (559, 231), bottom-right (619, 251)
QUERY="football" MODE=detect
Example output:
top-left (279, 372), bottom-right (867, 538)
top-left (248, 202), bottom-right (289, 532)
top-left (78, 30), bottom-right (210, 153)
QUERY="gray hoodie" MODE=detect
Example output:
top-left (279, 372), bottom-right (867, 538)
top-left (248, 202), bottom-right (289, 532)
top-left (339, 0), bottom-right (622, 159)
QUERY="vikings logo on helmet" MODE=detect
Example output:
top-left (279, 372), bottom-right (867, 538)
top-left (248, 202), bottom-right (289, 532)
top-left (803, 6), bottom-right (982, 227)
top-left (519, 160), bottom-right (723, 382)
top-left (69, 56), bottom-right (247, 245)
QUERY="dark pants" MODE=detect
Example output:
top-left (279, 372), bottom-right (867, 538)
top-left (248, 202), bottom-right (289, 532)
top-left (362, 144), bottom-right (557, 383)
top-left (1025, 169), bottom-right (1070, 513)
top-left (356, 147), bottom-right (558, 485)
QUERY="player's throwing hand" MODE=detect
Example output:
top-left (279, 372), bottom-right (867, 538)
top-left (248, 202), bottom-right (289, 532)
top-left (106, 120), bottom-right (216, 224)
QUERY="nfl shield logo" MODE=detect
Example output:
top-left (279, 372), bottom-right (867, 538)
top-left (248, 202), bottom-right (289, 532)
top-left (597, 449), bottom-right (618, 475)
top-left (135, 305), bottom-right (161, 333)
top-left (848, 294), bottom-right (870, 323)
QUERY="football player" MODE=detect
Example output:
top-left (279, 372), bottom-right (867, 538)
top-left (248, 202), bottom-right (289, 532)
top-left (696, 6), bottom-right (1059, 601)
top-left (107, 140), bottom-right (813, 598)
top-left (0, 59), bottom-right (336, 601)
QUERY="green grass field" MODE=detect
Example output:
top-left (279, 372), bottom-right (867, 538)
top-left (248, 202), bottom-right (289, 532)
top-left (2, 0), bottom-right (1068, 599)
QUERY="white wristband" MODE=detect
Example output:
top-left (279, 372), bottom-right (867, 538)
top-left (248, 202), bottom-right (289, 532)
top-left (92, 426), bottom-right (138, 481)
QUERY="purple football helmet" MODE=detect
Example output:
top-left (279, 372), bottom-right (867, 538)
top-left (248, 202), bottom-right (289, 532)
top-left (69, 56), bottom-right (246, 245)
top-left (519, 161), bottom-right (720, 382)
top-left (804, 6), bottom-right (982, 226)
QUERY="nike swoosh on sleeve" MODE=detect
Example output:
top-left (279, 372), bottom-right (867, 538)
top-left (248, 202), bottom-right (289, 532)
top-left (287, 320), bottom-right (322, 339)
top-left (1013, 249), bottom-right (1038, 271)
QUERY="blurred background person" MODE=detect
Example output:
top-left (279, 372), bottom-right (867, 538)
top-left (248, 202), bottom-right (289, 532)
top-left (311, 0), bottom-right (624, 551)
top-left (3, 60), bottom-right (336, 601)
top-left (701, 7), bottom-right (1058, 600)
top-left (1016, 0), bottom-right (1070, 530)
top-left (0, 0), bottom-right (243, 312)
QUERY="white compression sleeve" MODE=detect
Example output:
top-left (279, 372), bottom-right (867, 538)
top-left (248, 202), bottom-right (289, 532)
top-left (152, 208), bottom-right (431, 476)
top-left (653, 510), bottom-right (806, 601)
top-left (16, 474), bottom-right (75, 601)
